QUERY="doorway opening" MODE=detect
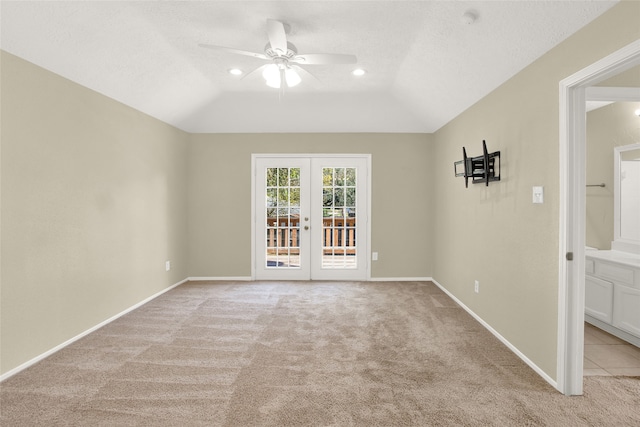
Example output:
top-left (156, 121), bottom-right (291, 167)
top-left (584, 93), bottom-right (640, 377)
top-left (251, 154), bottom-right (371, 281)
top-left (558, 40), bottom-right (640, 396)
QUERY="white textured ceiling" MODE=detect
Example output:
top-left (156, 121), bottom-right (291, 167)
top-left (0, 1), bottom-right (618, 133)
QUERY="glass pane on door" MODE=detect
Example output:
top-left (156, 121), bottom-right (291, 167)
top-left (265, 167), bottom-right (301, 268)
top-left (321, 167), bottom-right (357, 269)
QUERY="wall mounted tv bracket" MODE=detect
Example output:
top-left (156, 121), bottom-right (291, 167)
top-left (454, 140), bottom-right (501, 187)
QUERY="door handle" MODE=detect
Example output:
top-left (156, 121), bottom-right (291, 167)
top-left (304, 225), bottom-right (309, 230)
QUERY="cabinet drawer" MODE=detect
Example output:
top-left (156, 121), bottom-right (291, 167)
top-left (596, 262), bottom-right (635, 287)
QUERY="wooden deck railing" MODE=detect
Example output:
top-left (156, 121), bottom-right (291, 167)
top-left (267, 217), bottom-right (356, 255)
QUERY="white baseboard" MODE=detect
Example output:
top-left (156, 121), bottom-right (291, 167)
top-left (187, 277), bottom-right (431, 282)
top-left (430, 278), bottom-right (558, 390)
top-left (0, 278), bottom-right (189, 383)
top-left (369, 277), bottom-right (432, 282)
top-left (187, 276), bottom-right (253, 282)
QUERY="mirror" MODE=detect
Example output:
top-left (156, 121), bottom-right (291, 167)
top-left (613, 143), bottom-right (640, 254)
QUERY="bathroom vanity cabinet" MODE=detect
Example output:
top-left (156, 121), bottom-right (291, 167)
top-left (585, 251), bottom-right (640, 347)
top-left (584, 143), bottom-right (640, 346)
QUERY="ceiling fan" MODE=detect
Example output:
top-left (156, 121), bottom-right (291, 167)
top-left (199, 19), bottom-right (357, 91)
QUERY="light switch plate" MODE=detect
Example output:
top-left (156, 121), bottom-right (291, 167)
top-left (533, 186), bottom-right (544, 204)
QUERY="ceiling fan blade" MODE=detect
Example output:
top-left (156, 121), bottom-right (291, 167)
top-left (198, 43), bottom-right (268, 60)
top-left (266, 19), bottom-right (288, 55)
top-left (240, 64), bottom-right (269, 80)
top-left (291, 53), bottom-right (357, 65)
top-left (290, 65), bottom-right (321, 84)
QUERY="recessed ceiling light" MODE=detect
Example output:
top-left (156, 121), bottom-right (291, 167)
top-left (228, 68), bottom-right (243, 76)
top-left (352, 69), bottom-right (365, 76)
top-left (635, 108), bottom-right (640, 117)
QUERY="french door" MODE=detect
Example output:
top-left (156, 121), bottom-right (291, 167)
top-left (253, 155), bottom-right (369, 280)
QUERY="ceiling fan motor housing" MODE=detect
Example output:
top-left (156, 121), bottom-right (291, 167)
top-left (265, 41), bottom-right (298, 59)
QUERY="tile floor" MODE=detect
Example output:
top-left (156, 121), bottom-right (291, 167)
top-left (583, 322), bottom-right (640, 376)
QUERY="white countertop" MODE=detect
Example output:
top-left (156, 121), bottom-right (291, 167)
top-left (586, 250), bottom-right (640, 267)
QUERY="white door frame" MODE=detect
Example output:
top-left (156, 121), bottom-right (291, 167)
top-left (557, 39), bottom-right (640, 396)
top-left (251, 153), bottom-right (372, 281)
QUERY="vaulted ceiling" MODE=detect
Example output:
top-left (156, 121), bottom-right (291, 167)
top-left (0, 1), bottom-right (618, 133)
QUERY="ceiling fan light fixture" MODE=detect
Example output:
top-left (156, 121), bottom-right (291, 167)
top-left (262, 63), bottom-right (301, 88)
top-left (265, 79), bottom-right (280, 89)
top-left (285, 68), bottom-right (301, 87)
top-left (263, 64), bottom-right (281, 87)
top-left (262, 64), bottom-right (280, 89)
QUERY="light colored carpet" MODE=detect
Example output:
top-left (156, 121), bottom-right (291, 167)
top-left (1, 281), bottom-right (639, 426)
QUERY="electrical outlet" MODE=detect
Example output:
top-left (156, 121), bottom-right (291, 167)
top-left (474, 280), bottom-right (479, 293)
top-left (372, 252), bottom-right (378, 261)
top-left (165, 261), bottom-right (171, 272)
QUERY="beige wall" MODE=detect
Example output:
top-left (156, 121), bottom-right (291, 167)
top-left (0, 52), bottom-right (189, 375)
top-left (187, 133), bottom-right (434, 279)
top-left (597, 64), bottom-right (640, 87)
top-left (432, 2), bottom-right (640, 379)
top-left (586, 102), bottom-right (640, 250)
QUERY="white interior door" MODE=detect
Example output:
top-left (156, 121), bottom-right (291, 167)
top-left (254, 155), bottom-right (369, 280)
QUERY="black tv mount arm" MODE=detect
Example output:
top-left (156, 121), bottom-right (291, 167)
top-left (454, 140), bottom-right (501, 188)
